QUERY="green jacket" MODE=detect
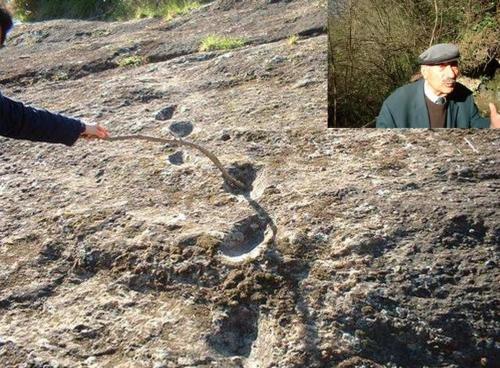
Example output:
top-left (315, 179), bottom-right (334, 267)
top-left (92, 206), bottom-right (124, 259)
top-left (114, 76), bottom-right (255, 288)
top-left (376, 79), bottom-right (490, 128)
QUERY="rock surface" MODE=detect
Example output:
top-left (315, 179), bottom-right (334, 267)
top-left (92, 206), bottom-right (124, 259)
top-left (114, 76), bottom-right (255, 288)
top-left (1, 1), bottom-right (499, 367)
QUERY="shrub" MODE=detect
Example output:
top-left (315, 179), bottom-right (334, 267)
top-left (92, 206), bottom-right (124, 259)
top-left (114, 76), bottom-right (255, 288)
top-left (10, 0), bottom-right (209, 21)
top-left (199, 35), bottom-right (246, 52)
top-left (113, 0), bottom-right (202, 21)
top-left (117, 55), bottom-right (145, 67)
top-left (287, 34), bottom-right (298, 46)
top-left (10, 0), bottom-right (115, 21)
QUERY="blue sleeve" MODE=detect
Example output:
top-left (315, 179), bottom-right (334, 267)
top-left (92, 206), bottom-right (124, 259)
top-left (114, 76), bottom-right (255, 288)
top-left (376, 101), bottom-right (397, 128)
top-left (469, 100), bottom-right (490, 128)
top-left (0, 92), bottom-right (84, 146)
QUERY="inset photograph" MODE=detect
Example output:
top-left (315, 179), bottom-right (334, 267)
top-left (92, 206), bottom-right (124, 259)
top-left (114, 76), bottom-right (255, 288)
top-left (328, 0), bottom-right (499, 128)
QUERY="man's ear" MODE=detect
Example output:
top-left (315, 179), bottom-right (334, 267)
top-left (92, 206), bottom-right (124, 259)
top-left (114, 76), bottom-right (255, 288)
top-left (420, 65), bottom-right (427, 80)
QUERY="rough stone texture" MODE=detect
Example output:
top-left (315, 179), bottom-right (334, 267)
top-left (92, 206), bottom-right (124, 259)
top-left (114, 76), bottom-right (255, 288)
top-left (1, 1), bottom-right (499, 368)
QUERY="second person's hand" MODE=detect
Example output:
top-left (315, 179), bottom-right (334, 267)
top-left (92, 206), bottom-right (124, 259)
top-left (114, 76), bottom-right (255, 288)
top-left (489, 103), bottom-right (500, 129)
top-left (81, 123), bottom-right (110, 139)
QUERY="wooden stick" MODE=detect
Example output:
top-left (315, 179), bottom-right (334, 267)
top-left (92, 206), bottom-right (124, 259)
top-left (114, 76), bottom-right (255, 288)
top-left (107, 135), bottom-right (247, 190)
top-left (464, 137), bottom-right (479, 153)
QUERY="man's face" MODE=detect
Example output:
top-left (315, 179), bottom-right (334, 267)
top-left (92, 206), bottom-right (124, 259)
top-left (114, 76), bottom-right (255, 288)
top-left (421, 61), bottom-right (460, 97)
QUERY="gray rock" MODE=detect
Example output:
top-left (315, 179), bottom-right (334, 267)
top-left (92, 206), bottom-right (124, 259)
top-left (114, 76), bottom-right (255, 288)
top-left (0, 2), bottom-right (497, 368)
top-left (270, 55), bottom-right (286, 64)
top-left (485, 260), bottom-right (496, 269)
top-left (129, 122), bottom-right (145, 133)
top-left (168, 121), bottom-right (194, 138)
top-left (168, 151), bottom-right (184, 165)
top-left (155, 105), bottom-right (177, 121)
top-left (293, 78), bottom-right (317, 88)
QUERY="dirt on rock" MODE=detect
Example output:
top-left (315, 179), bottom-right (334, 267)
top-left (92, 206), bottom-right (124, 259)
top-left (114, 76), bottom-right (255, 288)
top-left (1, 1), bottom-right (499, 368)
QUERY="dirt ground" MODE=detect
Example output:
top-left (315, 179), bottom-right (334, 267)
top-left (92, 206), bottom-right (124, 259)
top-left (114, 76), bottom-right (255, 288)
top-left (1, 1), bottom-right (498, 367)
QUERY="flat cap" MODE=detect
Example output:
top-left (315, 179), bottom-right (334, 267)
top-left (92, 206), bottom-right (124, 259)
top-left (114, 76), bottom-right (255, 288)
top-left (418, 43), bottom-right (460, 65)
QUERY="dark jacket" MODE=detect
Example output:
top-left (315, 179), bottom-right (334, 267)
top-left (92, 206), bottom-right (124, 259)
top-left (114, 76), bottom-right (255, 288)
top-left (376, 79), bottom-right (490, 128)
top-left (0, 92), bottom-right (84, 146)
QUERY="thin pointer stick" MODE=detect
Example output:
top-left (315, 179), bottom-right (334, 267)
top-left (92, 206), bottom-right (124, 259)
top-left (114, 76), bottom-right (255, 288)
top-left (107, 135), bottom-right (247, 190)
top-left (463, 137), bottom-right (479, 154)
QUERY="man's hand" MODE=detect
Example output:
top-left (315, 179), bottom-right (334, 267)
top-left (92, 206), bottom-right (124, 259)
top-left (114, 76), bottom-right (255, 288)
top-left (81, 123), bottom-right (110, 139)
top-left (490, 103), bottom-right (500, 129)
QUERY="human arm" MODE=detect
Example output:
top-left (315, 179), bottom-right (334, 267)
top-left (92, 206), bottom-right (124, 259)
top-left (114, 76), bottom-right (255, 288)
top-left (81, 123), bottom-right (110, 139)
top-left (376, 102), bottom-right (397, 128)
top-left (0, 93), bottom-right (107, 145)
top-left (467, 98), bottom-right (491, 128)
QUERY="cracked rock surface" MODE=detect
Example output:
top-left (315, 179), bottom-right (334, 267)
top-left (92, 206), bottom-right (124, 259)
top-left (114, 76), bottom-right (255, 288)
top-left (1, 1), bottom-right (499, 367)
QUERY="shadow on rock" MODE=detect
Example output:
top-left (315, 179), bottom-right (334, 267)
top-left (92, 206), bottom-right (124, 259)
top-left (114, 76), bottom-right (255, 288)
top-left (223, 162), bottom-right (258, 195)
top-left (206, 305), bottom-right (259, 357)
top-left (219, 214), bottom-right (269, 259)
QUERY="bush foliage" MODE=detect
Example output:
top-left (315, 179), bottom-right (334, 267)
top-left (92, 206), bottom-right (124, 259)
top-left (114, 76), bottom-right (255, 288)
top-left (328, 0), bottom-right (499, 127)
top-left (117, 55), bottom-right (145, 68)
top-left (9, 0), bottom-right (209, 21)
top-left (199, 35), bottom-right (246, 52)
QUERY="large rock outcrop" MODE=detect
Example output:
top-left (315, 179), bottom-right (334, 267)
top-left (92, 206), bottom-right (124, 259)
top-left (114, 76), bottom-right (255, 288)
top-left (1, 1), bottom-right (498, 367)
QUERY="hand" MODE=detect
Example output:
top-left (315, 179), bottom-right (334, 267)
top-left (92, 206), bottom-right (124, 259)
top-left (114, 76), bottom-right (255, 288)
top-left (81, 123), bottom-right (110, 139)
top-left (490, 103), bottom-right (500, 129)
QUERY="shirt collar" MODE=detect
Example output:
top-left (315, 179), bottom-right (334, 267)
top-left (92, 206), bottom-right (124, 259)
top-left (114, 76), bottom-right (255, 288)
top-left (424, 81), bottom-right (446, 104)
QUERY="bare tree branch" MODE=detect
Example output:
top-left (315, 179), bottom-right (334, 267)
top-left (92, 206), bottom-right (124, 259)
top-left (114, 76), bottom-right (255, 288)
top-left (429, 0), bottom-right (439, 47)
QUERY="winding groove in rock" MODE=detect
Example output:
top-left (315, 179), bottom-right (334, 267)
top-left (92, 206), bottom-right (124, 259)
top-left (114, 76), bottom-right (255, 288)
top-left (219, 215), bottom-right (272, 263)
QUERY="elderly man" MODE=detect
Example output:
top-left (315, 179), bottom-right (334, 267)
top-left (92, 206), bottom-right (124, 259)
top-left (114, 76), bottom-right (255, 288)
top-left (376, 43), bottom-right (500, 128)
top-left (0, 6), bottom-right (109, 145)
